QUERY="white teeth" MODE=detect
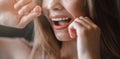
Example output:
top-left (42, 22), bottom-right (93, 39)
top-left (51, 18), bottom-right (69, 21)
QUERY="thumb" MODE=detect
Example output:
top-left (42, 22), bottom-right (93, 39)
top-left (68, 24), bottom-right (77, 39)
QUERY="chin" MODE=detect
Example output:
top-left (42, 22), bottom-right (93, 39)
top-left (54, 29), bottom-right (73, 41)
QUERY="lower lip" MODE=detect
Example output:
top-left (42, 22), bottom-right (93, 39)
top-left (52, 22), bottom-right (70, 30)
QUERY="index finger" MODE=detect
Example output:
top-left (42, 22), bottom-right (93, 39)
top-left (14, 0), bottom-right (32, 10)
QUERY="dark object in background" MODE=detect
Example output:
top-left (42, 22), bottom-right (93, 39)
top-left (117, 0), bottom-right (120, 14)
top-left (0, 22), bottom-right (34, 41)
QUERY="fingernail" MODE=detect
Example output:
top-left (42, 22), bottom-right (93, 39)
top-left (85, 17), bottom-right (89, 19)
top-left (14, 4), bottom-right (20, 10)
top-left (79, 16), bottom-right (84, 19)
top-left (14, 4), bottom-right (18, 10)
top-left (36, 7), bottom-right (41, 13)
top-left (75, 18), bottom-right (79, 21)
top-left (35, 7), bottom-right (41, 16)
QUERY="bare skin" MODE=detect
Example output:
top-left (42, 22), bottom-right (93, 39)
top-left (0, 37), bottom-right (31, 59)
top-left (0, 0), bottom-right (101, 59)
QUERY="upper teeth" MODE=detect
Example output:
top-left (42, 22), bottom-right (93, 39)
top-left (51, 18), bottom-right (69, 21)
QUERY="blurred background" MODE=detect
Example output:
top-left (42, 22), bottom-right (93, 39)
top-left (0, 22), bottom-right (34, 41)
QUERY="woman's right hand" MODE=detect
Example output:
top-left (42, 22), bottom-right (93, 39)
top-left (14, 0), bottom-right (41, 28)
top-left (68, 16), bottom-right (101, 59)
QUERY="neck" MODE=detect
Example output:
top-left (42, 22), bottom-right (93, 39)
top-left (60, 40), bottom-right (78, 59)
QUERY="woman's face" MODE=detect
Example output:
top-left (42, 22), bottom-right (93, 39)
top-left (42, 0), bottom-right (86, 41)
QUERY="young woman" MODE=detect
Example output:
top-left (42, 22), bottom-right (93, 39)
top-left (28, 0), bottom-right (120, 59)
top-left (0, 0), bottom-right (120, 59)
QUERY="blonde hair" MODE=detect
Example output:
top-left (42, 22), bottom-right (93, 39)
top-left (29, 15), bottom-right (60, 59)
top-left (29, 0), bottom-right (60, 58)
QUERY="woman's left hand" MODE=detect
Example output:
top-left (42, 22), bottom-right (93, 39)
top-left (68, 16), bottom-right (101, 59)
top-left (14, 0), bottom-right (41, 28)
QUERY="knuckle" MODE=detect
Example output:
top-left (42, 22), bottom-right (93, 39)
top-left (70, 21), bottom-right (75, 26)
top-left (87, 26), bottom-right (92, 30)
top-left (93, 25), bottom-right (100, 30)
top-left (68, 23), bottom-right (74, 29)
top-left (77, 28), bottom-right (88, 36)
top-left (92, 25), bottom-right (101, 33)
top-left (23, 4), bottom-right (29, 9)
top-left (93, 25), bottom-right (98, 28)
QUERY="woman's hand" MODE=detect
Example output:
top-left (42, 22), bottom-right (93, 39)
top-left (13, 0), bottom-right (41, 28)
top-left (68, 16), bottom-right (101, 59)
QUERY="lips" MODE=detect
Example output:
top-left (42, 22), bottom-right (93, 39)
top-left (50, 15), bottom-right (72, 30)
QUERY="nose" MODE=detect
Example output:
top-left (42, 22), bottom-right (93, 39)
top-left (47, 0), bottom-right (63, 11)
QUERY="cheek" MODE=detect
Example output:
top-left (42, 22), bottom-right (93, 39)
top-left (63, 0), bottom-right (86, 18)
top-left (42, 1), bottom-right (49, 17)
top-left (42, 7), bottom-right (49, 19)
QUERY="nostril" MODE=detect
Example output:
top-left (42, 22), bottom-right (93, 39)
top-left (50, 3), bottom-right (64, 11)
top-left (53, 8), bottom-right (62, 11)
top-left (52, 5), bottom-right (64, 11)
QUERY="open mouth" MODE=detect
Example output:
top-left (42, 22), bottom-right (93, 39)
top-left (50, 17), bottom-right (72, 30)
